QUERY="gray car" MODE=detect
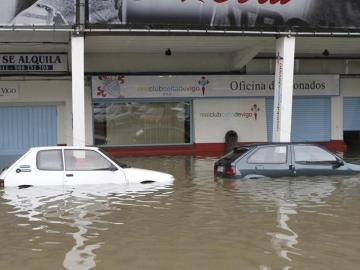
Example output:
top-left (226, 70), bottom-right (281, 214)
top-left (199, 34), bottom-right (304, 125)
top-left (214, 143), bottom-right (360, 179)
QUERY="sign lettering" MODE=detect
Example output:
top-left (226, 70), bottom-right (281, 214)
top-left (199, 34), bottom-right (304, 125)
top-left (0, 83), bottom-right (19, 99)
top-left (92, 74), bottom-right (340, 99)
top-left (0, 54), bottom-right (68, 73)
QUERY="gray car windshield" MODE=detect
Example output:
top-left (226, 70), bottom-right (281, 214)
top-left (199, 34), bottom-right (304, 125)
top-left (294, 145), bottom-right (336, 163)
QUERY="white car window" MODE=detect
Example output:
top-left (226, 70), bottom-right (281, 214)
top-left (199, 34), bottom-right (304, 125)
top-left (294, 145), bottom-right (336, 162)
top-left (248, 146), bottom-right (287, 164)
top-left (65, 150), bottom-right (113, 171)
top-left (37, 150), bottom-right (63, 171)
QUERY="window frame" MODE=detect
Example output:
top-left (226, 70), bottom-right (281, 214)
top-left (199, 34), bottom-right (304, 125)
top-left (36, 150), bottom-right (64, 171)
top-left (222, 147), bottom-right (250, 162)
top-left (247, 145), bottom-right (288, 165)
top-left (293, 144), bottom-right (337, 165)
top-left (92, 99), bottom-right (193, 147)
top-left (64, 149), bottom-right (117, 171)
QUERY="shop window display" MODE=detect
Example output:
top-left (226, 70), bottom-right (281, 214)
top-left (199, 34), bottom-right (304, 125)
top-left (93, 102), bottom-right (191, 146)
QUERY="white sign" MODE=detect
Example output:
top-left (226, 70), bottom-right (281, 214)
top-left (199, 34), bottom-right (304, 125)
top-left (92, 74), bottom-right (340, 99)
top-left (0, 82), bottom-right (19, 99)
top-left (0, 54), bottom-right (68, 73)
top-left (194, 99), bottom-right (267, 143)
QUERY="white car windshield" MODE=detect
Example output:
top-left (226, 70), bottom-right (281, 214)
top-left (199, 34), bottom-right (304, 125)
top-left (99, 149), bottom-right (130, 168)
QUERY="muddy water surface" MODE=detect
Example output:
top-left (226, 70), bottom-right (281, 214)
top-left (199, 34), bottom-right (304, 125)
top-left (0, 153), bottom-right (360, 270)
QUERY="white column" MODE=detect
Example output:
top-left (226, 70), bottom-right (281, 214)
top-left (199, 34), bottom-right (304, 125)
top-left (71, 34), bottom-right (86, 147)
top-left (272, 36), bottom-right (296, 143)
top-left (331, 96), bottom-right (343, 141)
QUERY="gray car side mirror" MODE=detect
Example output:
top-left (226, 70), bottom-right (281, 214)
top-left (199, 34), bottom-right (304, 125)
top-left (333, 159), bottom-right (344, 168)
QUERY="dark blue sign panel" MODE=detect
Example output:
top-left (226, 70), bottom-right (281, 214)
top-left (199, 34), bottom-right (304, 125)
top-left (88, 0), bottom-right (360, 31)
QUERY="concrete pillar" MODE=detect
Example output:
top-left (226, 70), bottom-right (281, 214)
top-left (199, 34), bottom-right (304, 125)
top-left (272, 36), bottom-right (296, 143)
top-left (71, 34), bottom-right (86, 147)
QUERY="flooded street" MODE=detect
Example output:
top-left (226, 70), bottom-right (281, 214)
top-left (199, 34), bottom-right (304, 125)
top-left (1, 153), bottom-right (360, 270)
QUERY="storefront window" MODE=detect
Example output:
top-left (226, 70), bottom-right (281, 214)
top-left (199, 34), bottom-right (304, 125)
top-left (93, 102), bottom-right (191, 146)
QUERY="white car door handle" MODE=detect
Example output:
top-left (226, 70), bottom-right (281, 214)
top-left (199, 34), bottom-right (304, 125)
top-left (66, 174), bottom-right (74, 177)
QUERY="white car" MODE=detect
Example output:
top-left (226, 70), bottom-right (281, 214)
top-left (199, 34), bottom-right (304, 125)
top-left (0, 146), bottom-right (174, 188)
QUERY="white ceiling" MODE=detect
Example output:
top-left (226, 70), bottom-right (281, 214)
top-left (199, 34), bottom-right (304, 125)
top-left (84, 35), bottom-right (360, 57)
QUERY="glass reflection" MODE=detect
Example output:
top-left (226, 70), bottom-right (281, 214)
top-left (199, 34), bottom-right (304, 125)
top-left (93, 102), bottom-right (191, 146)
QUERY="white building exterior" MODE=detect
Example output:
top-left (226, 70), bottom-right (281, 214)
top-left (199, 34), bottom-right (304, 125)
top-left (1, 0), bottom-right (360, 162)
top-left (2, 48), bottom-right (360, 157)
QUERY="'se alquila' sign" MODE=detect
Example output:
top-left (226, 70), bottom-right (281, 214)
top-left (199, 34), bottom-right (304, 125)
top-left (1, 55), bottom-right (62, 64)
top-left (0, 54), bottom-right (68, 73)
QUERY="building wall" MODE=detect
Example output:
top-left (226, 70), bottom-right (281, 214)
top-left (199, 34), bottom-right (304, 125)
top-left (342, 77), bottom-right (360, 96)
top-left (85, 53), bottom-right (232, 73)
top-left (85, 74), bottom-right (360, 151)
top-left (329, 77), bottom-right (360, 141)
top-left (85, 55), bottom-right (357, 145)
top-left (0, 78), bottom-right (93, 146)
top-left (1, 56), bottom-right (359, 150)
top-left (193, 98), bottom-right (267, 143)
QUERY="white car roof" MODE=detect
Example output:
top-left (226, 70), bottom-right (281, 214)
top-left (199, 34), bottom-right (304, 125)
top-left (29, 146), bottom-right (100, 151)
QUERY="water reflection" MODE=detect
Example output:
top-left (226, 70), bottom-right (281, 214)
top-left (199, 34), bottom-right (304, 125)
top-left (269, 200), bottom-right (300, 264)
top-left (219, 176), bottom-right (349, 269)
top-left (2, 184), bottom-right (173, 270)
top-left (1, 156), bottom-right (360, 270)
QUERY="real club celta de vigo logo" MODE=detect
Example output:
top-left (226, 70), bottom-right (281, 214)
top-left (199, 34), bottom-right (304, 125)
top-left (251, 104), bottom-right (260, 120)
top-left (198, 76), bottom-right (210, 96)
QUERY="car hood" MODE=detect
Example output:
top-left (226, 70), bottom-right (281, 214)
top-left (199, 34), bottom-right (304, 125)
top-left (346, 162), bottom-right (360, 172)
top-left (123, 168), bottom-right (175, 184)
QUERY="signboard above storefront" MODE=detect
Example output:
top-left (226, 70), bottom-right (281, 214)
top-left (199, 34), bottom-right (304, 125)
top-left (88, 0), bottom-right (360, 32)
top-left (0, 54), bottom-right (68, 73)
top-left (91, 74), bottom-right (340, 99)
top-left (0, 1), bottom-right (76, 26)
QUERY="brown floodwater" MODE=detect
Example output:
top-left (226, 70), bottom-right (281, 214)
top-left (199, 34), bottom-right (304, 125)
top-left (0, 151), bottom-right (360, 270)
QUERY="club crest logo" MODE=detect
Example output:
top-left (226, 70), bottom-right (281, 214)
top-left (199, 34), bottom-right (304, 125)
top-left (198, 76), bottom-right (210, 96)
top-left (250, 104), bottom-right (260, 120)
top-left (97, 75), bottom-right (125, 98)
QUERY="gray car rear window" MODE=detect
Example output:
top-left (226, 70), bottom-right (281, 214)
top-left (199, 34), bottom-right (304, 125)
top-left (223, 148), bottom-right (249, 161)
top-left (248, 146), bottom-right (287, 164)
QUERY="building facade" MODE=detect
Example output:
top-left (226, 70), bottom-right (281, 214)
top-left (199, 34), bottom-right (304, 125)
top-left (1, 1), bottom-right (360, 168)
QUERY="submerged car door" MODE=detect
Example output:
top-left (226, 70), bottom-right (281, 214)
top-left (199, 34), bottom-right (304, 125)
top-left (63, 149), bottom-right (126, 185)
top-left (245, 145), bottom-right (293, 178)
top-left (291, 145), bottom-right (351, 176)
top-left (8, 149), bottom-right (65, 187)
